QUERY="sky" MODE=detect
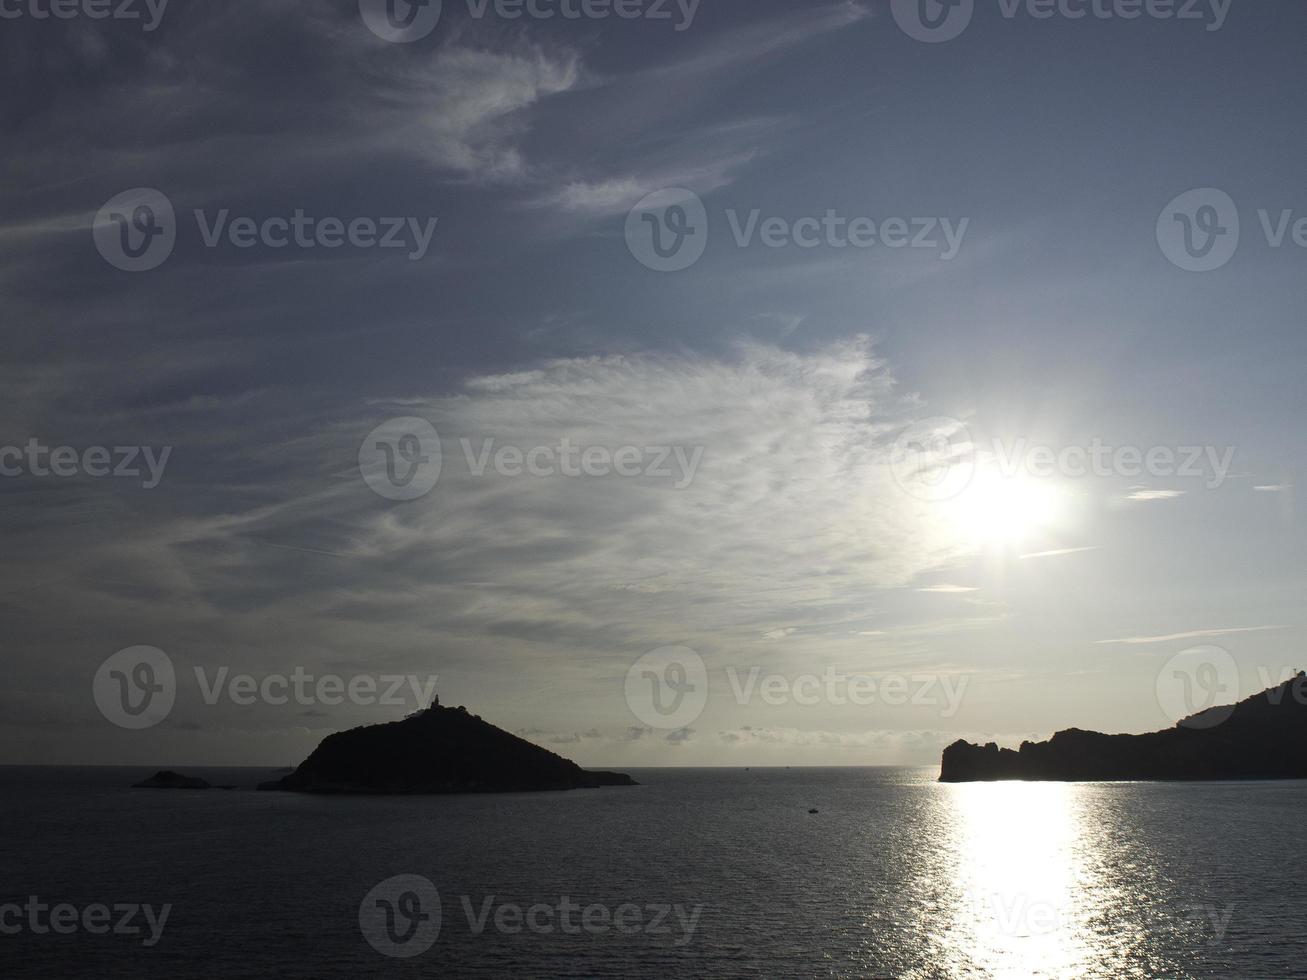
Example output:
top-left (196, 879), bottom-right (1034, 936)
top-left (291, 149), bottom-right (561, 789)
top-left (3, 0), bottom-right (1306, 768)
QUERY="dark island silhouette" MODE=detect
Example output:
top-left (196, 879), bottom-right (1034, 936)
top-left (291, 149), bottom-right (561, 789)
top-left (258, 698), bottom-right (636, 794)
top-left (941, 672), bottom-right (1307, 782)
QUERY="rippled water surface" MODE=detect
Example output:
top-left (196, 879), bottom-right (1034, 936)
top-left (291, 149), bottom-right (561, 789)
top-left (3, 766), bottom-right (1304, 978)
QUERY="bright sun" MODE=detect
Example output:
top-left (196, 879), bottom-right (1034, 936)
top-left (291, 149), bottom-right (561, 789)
top-left (950, 469), bottom-right (1068, 548)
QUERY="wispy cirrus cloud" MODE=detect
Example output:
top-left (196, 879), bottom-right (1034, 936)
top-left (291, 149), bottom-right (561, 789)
top-left (1, 0), bottom-right (583, 229)
top-left (1126, 489), bottom-right (1186, 502)
top-left (525, 2), bottom-right (871, 215)
top-left (1019, 546), bottom-right (1101, 560)
top-left (1095, 626), bottom-right (1286, 646)
top-left (2, 339), bottom-right (982, 760)
top-left (526, 143), bottom-right (755, 215)
top-left (636, 1), bottom-right (870, 84)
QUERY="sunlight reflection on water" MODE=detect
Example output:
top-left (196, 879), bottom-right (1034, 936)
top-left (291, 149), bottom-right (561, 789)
top-left (911, 782), bottom-right (1209, 980)
top-left (948, 783), bottom-right (1093, 977)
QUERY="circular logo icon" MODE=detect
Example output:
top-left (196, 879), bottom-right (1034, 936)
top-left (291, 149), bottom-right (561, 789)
top-left (889, 417), bottom-right (976, 502)
top-left (360, 874), bottom-right (441, 958)
top-left (1156, 645), bottom-right (1240, 729)
top-left (891, 0), bottom-right (974, 43)
top-left (359, 418), bottom-right (442, 501)
top-left (624, 646), bottom-right (709, 730)
top-left (1156, 188), bottom-right (1240, 273)
top-left (93, 189), bottom-right (176, 273)
top-left (359, 0), bottom-right (441, 42)
top-left (93, 646), bottom-right (176, 730)
top-left (625, 188), bottom-right (709, 273)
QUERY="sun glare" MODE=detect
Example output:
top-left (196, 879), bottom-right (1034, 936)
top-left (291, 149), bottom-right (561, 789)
top-left (951, 469), bottom-right (1068, 548)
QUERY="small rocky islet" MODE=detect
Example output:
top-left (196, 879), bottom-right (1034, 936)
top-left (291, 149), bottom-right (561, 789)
top-left (258, 698), bottom-right (636, 794)
top-left (129, 698), bottom-right (635, 795)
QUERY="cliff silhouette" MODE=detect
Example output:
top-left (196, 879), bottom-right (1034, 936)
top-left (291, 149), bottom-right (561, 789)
top-left (941, 672), bottom-right (1307, 782)
top-left (259, 700), bottom-right (636, 794)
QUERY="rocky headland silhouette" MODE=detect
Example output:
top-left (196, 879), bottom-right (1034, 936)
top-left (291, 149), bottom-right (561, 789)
top-left (259, 699), bottom-right (636, 794)
top-left (941, 672), bottom-right (1307, 782)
